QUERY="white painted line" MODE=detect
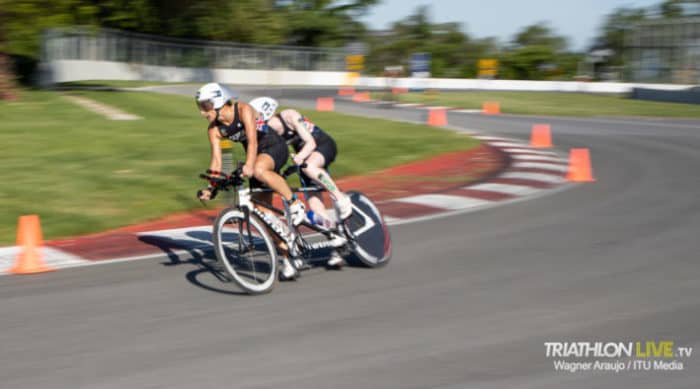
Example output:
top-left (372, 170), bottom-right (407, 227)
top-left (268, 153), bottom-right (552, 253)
top-left (470, 135), bottom-right (515, 142)
top-left (394, 194), bottom-right (490, 210)
top-left (451, 109), bottom-right (482, 114)
top-left (511, 162), bottom-right (569, 172)
top-left (382, 215), bottom-right (402, 224)
top-left (499, 172), bottom-right (564, 184)
top-left (63, 95), bottom-right (141, 121)
top-left (424, 106), bottom-right (450, 110)
top-left (473, 136), bottom-right (518, 142)
top-left (489, 141), bottom-right (531, 148)
top-left (394, 103), bottom-right (422, 107)
top-left (510, 154), bottom-right (566, 162)
top-left (0, 247), bottom-right (90, 274)
top-left (501, 148), bottom-right (558, 156)
top-left (467, 183), bottom-right (540, 196)
top-left (137, 225), bottom-right (213, 242)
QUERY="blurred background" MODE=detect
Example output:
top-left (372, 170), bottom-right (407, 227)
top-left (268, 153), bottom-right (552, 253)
top-left (1, 0), bottom-right (699, 89)
top-left (1, 0), bottom-right (700, 244)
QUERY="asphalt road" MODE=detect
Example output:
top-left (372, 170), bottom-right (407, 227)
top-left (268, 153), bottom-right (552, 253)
top-left (1, 86), bottom-right (699, 388)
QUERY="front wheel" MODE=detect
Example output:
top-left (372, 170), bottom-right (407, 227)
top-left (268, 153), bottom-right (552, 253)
top-left (213, 208), bottom-right (278, 294)
top-left (342, 191), bottom-right (392, 268)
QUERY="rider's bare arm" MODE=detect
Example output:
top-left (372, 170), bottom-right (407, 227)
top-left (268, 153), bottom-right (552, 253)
top-left (239, 103), bottom-right (258, 172)
top-left (207, 124), bottom-right (223, 174)
top-left (281, 109), bottom-right (316, 163)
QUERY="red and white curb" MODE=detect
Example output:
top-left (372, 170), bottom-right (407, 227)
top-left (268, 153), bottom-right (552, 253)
top-left (375, 135), bottom-right (570, 224)
top-left (0, 246), bottom-right (89, 274)
top-left (0, 135), bottom-right (572, 275)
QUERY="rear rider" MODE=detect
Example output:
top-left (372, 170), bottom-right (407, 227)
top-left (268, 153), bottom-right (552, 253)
top-left (250, 97), bottom-right (352, 267)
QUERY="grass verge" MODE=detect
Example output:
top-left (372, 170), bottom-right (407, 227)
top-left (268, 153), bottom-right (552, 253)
top-left (0, 89), bottom-right (479, 244)
top-left (373, 90), bottom-right (700, 118)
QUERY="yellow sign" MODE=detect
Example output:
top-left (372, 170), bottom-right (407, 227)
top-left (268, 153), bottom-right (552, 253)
top-left (344, 72), bottom-right (360, 87)
top-left (345, 55), bottom-right (364, 72)
top-left (220, 139), bottom-right (234, 149)
top-left (478, 58), bottom-right (499, 78)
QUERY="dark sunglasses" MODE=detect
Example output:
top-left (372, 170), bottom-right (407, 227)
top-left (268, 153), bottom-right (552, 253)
top-left (197, 100), bottom-right (215, 111)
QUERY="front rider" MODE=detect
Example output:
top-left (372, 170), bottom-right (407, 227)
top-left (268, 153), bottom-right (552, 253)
top-left (194, 83), bottom-right (304, 279)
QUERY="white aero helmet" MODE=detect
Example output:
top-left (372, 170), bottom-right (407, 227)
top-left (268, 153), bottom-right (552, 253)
top-left (195, 82), bottom-right (238, 111)
top-left (248, 96), bottom-right (279, 121)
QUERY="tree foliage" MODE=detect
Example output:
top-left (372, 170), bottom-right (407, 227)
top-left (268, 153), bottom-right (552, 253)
top-left (591, 7), bottom-right (647, 67)
top-left (0, 0), bottom-right (377, 59)
top-left (367, 8), bottom-right (580, 80)
top-left (0, 0), bottom-right (689, 83)
top-left (590, 0), bottom-right (696, 72)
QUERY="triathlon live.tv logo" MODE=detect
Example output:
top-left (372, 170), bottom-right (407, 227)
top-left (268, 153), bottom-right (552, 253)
top-left (544, 341), bottom-right (693, 373)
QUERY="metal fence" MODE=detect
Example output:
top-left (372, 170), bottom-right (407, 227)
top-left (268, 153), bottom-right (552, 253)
top-left (626, 17), bottom-right (700, 84)
top-left (42, 27), bottom-right (346, 72)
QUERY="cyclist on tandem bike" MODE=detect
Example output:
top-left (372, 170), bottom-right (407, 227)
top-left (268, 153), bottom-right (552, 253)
top-left (249, 97), bottom-right (352, 269)
top-left (194, 83), bottom-right (305, 279)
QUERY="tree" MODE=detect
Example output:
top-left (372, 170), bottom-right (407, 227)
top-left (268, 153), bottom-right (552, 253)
top-left (1, 0), bottom-right (99, 59)
top-left (590, 7), bottom-right (647, 67)
top-left (278, 0), bottom-right (378, 47)
top-left (660, 0), bottom-right (684, 17)
top-left (366, 6), bottom-right (483, 77)
top-left (513, 23), bottom-right (567, 52)
top-left (499, 23), bottom-right (578, 80)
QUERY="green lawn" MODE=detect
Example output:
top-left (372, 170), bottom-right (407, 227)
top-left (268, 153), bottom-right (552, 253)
top-left (374, 90), bottom-right (700, 118)
top-left (0, 89), bottom-right (479, 244)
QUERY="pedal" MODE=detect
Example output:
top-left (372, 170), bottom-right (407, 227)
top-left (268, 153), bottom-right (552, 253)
top-left (293, 259), bottom-right (312, 271)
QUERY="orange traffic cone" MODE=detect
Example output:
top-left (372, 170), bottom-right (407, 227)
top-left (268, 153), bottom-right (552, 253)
top-left (482, 101), bottom-right (500, 115)
top-left (427, 108), bottom-right (447, 127)
top-left (316, 97), bottom-right (334, 112)
top-left (9, 215), bottom-right (55, 274)
top-left (566, 148), bottom-right (595, 182)
top-left (391, 87), bottom-right (408, 94)
top-left (530, 124), bottom-right (553, 148)
top-left (352, 92), bottom-right (370, 102)
top-left (338, 87), bottom-right (355, 96)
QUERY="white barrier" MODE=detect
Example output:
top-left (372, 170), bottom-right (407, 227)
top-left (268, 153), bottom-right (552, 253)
top-left (42, 60), bottom-right (695, 93)
top-left (360, 76), bottom-right (695, 93)
top-left (42, 60), bottom-right (349, 86)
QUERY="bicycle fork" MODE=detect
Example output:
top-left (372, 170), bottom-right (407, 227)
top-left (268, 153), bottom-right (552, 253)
top-left (238, 207), bottom-right (256, 254)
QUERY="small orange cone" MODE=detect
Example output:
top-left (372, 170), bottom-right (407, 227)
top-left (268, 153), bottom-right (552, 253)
top-left (427, 108), bottom-right (448, 127)
top-left (391, 87), bottom-right (408, 94)
top-left (9, 215), bottom-right (55, 274)
top-left (482, 101), bottom-right (500, 115)
top-left (316, 97), bottom-right (334, 112)
top-left (530, 124), bottom-right (553, 148)
top-left (352, 92), bottom-right (370, 102)
top-left (338, 87), bottom-right (355, 96)
top-left (566, 148), bottom-right (595, 182)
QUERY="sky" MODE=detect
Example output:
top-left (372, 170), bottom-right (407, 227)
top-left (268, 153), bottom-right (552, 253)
top-left (360, 0), bottom-right (661, 51)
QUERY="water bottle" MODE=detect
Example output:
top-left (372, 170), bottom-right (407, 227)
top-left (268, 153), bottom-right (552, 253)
top-left (307, 211), bottom-right (334, 229)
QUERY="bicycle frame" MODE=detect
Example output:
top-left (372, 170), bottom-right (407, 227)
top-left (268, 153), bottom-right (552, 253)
top-left (203, 164), bottom-right (391, 294)
top-left (214, 170), bottom-right (350, 262)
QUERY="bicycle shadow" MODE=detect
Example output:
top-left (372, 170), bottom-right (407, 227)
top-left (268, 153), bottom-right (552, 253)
top-left (139, 228), bottom-right (363, 295)
top-left (138, 231), bottom-right (249, 296)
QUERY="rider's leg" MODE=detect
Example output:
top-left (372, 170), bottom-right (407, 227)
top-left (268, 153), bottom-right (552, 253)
top-left (301, 152), bottom-right (347, 268)
top-left (254, 154), bottom-right (306, 226)
top-left (306, 191), bottom-right (332, 225)
top-left (252, 191), bottom-right (288, 249)
top-left (253, 154), bottom-right (294, 201)
top-left (302, 152), bottom-right (343, 201)
top-left (302, 152), bottom-right (351, 219)
top-left (251, 188), bottom-right (298, 279)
